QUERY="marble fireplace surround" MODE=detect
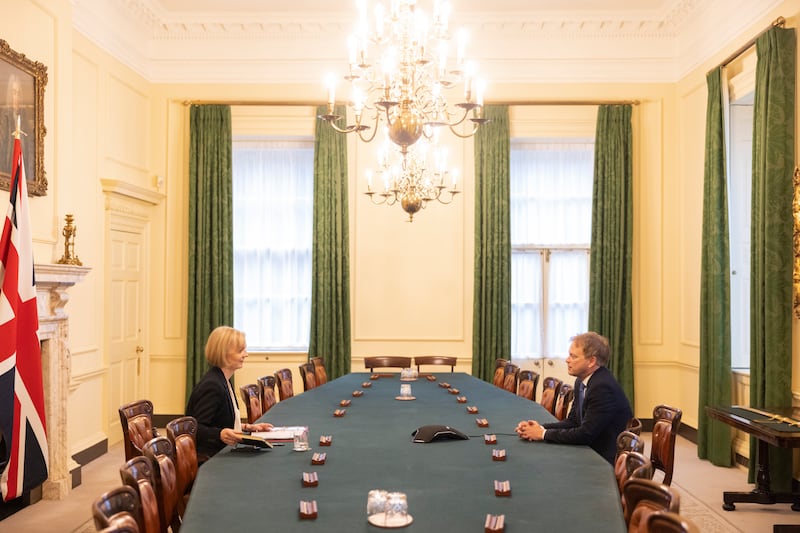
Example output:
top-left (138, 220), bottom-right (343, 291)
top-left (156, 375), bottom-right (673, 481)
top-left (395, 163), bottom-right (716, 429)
top-left (33, 263), bottom-right (90, 500)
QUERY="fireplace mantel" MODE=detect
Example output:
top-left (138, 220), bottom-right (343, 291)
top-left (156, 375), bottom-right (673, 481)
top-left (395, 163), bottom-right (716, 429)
top-left (33, 263), bottom-right (91, 500)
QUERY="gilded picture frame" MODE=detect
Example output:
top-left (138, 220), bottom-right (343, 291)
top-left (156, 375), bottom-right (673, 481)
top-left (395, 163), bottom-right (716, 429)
top-left (0, 39), bottom-right (47, 196)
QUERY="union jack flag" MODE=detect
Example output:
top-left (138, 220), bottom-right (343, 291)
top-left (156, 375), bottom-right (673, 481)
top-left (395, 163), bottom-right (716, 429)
top-left (0, 135), bottom-right (48, 501)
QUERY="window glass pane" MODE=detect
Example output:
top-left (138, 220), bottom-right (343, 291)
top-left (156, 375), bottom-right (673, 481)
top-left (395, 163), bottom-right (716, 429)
top-left (511, 140), bottom-right (593, 359)
top-left (546, 251), bottom-right (589, 356)
top-left (232, 138), bottom-right (314, 351)
top-left (511, 141), bottom-right (594, 246)
top-left (511, 251), bottom-right (543, 357)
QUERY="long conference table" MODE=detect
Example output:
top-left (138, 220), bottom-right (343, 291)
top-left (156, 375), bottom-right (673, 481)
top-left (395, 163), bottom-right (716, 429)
top-left (181, 372), bottom-right (627, 532)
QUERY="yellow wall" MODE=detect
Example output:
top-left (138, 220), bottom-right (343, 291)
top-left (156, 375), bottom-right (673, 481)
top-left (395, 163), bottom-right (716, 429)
top-left (2, 0), bottom-right (800, 465)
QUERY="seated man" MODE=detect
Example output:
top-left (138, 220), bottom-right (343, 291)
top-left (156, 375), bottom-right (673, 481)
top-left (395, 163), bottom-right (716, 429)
top-left (515, 331), bottom-right (632, 464)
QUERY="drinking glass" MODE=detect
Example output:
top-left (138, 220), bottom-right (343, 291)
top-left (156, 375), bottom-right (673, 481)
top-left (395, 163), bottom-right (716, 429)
top-left (385, 492), bottom-right (408, 525)
top-left (293, 428), bottom-right (309, 451)
top-left (400, 384), bottom-right (412, 398)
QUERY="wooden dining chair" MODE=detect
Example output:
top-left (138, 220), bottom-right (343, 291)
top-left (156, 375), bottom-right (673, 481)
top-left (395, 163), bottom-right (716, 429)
top-left (414, 355), bottom-right (457, 372)
top-left (516, 370), bottom-right (540, 401)
top-left (616, 430), bottom-right (646, 458)
top-left (258, 375), bottom-right (277, 412)
top-left (166, 416), bottom-right (199, 514)
top-left (239, 384), bottom-right (263, 424)
top-left (274, 368), bottom-right (294, 401)
top-left (119, 456), bottom-right (161, 533)
top-left (616, 450), bottom-right (653, 511)
top-left (310, 357), bottom-right (328, 385)
top-left (539, 377), bottom-right (563, 415)
top-left (651, 404), bottom-right (682, 485)
top-left (643, 510), bottom-right (700, 533)
top-left (119, 399), bottom-right (159, 461)
top-left (500, 363), bottom-right (519, 393)
top-left (554, 383), bottom-right (574, 420)
top-left (141, 437), bottom-right (180, 533)
top-left (623, 478), bottom-right (680, 532)
top-left (492, 359), bottom-right (509, 388)
top-left (93, 485), bottom-right (144, 533)
top-left (299, 362), bottom-right (318, 391)
top-left (364, 356), bottom-right (412, 371)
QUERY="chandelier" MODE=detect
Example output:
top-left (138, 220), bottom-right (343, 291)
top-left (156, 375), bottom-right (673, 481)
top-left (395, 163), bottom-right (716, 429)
top-left (318, 0), bottom-right (488, 221)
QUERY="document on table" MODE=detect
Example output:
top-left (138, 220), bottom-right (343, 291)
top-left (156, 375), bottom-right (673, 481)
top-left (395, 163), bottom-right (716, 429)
top-left (252, 426), bottom-right (307, 441)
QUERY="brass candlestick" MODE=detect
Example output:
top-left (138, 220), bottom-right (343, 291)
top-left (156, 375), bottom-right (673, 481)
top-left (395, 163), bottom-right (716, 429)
top-left (57, 214), bottom-right (82, 266)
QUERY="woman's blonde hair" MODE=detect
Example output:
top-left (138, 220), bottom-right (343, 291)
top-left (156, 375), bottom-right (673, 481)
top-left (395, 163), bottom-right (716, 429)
top-left (205, 326), bottom-right (245, 368)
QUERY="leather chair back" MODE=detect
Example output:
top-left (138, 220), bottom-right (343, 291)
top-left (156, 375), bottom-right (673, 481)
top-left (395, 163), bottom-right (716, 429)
top-left (651, 404), bottom-right (682, 485)
top-left (127, 415), bottom-right (156, 459)
top-left (501, 363), bottom-right (519, 393)
top-left (119, 456), bottom-right (160, 533)
top-left (142, 437), bottom-right (180, 533)
top-left (492, 365), bottom-right (506, 388)
top-left (310, 357), bottom-right (328, 385)
top-left (239, 384), bottom-right (263, 423)
top-left (616, 430), bottom-right (645, 457)
top-left (363, 356), bottom-right (412, 371)
top-left (299, 363), bottom-right (317, 391)
top-left (540, 377), bottom-right (563, 415)
top-left (274, 368), bottom-right (294, 401)
top-left (622, 478), bottom-right (680, 532)
top-left (554, 383), bottom-right (574, 420)
top-left (517, 370), bottom-right (540, 399)
top-left (414, 356), bottom-right (457, 372)
top-left (93, 485), bottom-right (142, 533)
top-left (119, 399), bottom-right (157, 461)
top-left (258, 375), bottom-right (277, 411)
top-left (166, 416), bottom-right (199, 515)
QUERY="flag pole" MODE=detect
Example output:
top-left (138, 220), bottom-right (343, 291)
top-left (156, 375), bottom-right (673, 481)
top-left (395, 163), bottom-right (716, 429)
top-left (13, 114), bottom-right (21, 140)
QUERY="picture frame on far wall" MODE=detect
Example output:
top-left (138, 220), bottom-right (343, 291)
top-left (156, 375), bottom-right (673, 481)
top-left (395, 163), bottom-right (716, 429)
top-left (0, 39), bottom-right (47, 196)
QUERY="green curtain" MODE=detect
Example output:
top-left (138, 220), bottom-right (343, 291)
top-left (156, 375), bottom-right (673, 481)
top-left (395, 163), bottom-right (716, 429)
top-left (697, 67), bottom-right (733, 466)
top-left (749, 26), bottom-right (795, 490)
top-left (587, 105), bottom-right (634, 408)
top-left (186, 105), bottom-right (234, 399)
top-left (471, 105), bottom-right (511, 382)
top-left (308, 105), bottom-right (351, 380)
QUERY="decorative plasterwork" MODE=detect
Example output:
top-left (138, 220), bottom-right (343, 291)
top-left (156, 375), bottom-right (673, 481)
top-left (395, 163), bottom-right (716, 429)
top-left (71, 0), bottom-right (783, 84)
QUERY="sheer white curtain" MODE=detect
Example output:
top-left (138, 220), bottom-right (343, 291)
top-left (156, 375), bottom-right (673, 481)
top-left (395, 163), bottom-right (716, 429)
top-left (232, 138), bottom-right (314, 350)
top-left (510, 140), bottom-right (593, 358)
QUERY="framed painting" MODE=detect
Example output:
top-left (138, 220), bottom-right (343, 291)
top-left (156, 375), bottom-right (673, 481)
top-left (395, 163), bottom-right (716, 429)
top-left (0, 39), bottom-right (47, 196)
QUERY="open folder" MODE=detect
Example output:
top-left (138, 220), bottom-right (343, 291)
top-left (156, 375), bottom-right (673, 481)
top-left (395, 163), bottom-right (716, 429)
top-left (251, 426), bottom-right (308, 442)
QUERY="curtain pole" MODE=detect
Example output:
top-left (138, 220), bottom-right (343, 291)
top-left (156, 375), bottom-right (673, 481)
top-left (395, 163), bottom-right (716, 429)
top-left (714, 16), bottom-right (786, 71)
top-left (184, 99), bottom-right (640, 107)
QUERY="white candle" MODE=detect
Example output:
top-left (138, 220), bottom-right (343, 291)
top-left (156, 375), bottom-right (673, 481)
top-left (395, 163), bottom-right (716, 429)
top-left (366, 169), bottom-right (373, 191)
top-left (326, 75), bottom-right (336, 106)
top-left (457, 29), bottom-right (467, 66)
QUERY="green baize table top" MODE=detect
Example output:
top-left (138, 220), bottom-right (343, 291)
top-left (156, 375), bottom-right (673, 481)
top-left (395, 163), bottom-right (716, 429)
top-left (180, 372), bottom-right (626, 532)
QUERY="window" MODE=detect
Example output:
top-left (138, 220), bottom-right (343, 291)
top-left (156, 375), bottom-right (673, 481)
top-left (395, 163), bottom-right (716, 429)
top-left (728, 96), bottom-right (753, 370)
top-left (232, 138), bottom-right (314, 351)
top-left (510, 140), bottom-right (593, 358)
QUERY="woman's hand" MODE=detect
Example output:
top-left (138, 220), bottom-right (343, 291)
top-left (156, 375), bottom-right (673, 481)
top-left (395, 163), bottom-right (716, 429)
top-left (220, 427), bottom-right (242, 446)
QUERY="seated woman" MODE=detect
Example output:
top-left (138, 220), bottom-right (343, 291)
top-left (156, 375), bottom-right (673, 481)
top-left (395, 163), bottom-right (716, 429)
top-left (186, 326), bottom-right (273, 460)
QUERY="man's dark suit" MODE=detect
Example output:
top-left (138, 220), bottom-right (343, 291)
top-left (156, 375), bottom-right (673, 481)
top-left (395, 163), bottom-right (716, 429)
top-left (541, 366), bottom-right (632, 464)
top-left (186, 366), bottom-right (237, 458)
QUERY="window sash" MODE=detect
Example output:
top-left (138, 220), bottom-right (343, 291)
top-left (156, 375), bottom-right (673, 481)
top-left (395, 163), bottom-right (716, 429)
top-left (232, 138), bottom-right (314, 351)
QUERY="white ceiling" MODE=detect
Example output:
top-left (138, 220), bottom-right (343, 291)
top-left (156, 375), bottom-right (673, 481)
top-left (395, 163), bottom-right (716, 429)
top-left (71, 0), bottom-right (783, 84)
